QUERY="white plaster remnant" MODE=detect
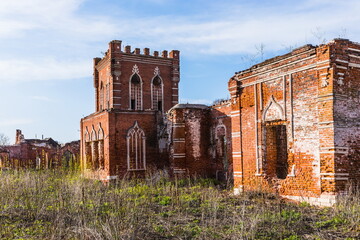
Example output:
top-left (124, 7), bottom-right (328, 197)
top-left (320, 77), bottom-right (329, 87)
top-left (337, 77), bottom-right (344, 86)
top-left (262, 95), bottom-right (284, 121)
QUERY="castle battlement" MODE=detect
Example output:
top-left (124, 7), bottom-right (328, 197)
top-left (99, 40), bottom-right (179, 60)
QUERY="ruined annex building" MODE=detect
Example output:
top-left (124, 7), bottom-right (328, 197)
top-left (0, 130), bottom-right (80, 169)
top-left (81, 39), bottom-right (360, 205)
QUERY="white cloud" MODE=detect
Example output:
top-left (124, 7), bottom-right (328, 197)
top-left (113, 0), bottom-right (360, 55)
top-left (0, 58), bottom-right (91, 82)
top-left (0, 0), bottom-right (116, 39)
top-left (1, 0), bottom-right (360, 84)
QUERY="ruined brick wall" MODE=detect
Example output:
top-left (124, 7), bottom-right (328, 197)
top-left (230, 44), bottom-right (328, 197)
top-left (168, 103), bottom-right (232, 179)
top-left (0, 145), bottom-right (22, 168)
top-left (330, 40), bottom-right (360, 190)
top-left (168, 104), bottom-right (212, 176)
top-left (210, 100), bottom-right (233, 181)
top-left (0, 130), bottom-right (79, 169)
top-left (81, 111), bottom-right (110, 179)
top-left (230, 39), bottom-right (360, 202)
top-left (60, 140), bottom-right (80, 169)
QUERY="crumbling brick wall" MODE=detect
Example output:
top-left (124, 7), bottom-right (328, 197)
top-left (210, 100), bottom-right (233, 181)
top-left (330, 40), bottom-right (360, 191)
top-left (229, 39), bottom-right (360, 203)
top-left (0, 130), bottom-right (79, 169)
top-left (167, 104), bottom-right (210, 176)
top-left (167, 102), bottom-right (233, 179)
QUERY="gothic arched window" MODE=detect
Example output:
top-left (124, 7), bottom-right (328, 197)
top-left (129, 70), bottom-right (143, 110)
top-left (84, 129), bottom-right (91, 169)
top-left (152, 75), bottom-right (163, 111)
top-left (215, 125), bottom-right (226, 158)
top-left (126, 121), bottom-right (146, 170)
top-left (98, 125), bottom-right (105, 169)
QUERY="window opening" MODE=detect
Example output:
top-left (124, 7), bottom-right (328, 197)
top-left (152, 75), bottom-right (163, 111)
top-left (130, 73), bottom-right (142, 110)
top-left (126, 121), bottom-right (146, 170)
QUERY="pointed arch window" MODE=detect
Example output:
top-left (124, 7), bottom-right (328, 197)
top-left (90, 128), bottom-right (97, 142)
top-left (98, 125), bottom-right (105, 169)
top-left (152, 74), bottom-right (163, 111)
top-left (126, 121), bottom-right (146, 170)
top-left (129, 65), bottom-right (143, 110)
top-left (90, 127), bottom-right (98, 169)
top-left (215, 125), bottom-right (227, 158)
top-left (84, 128), bottom-right (91, 169)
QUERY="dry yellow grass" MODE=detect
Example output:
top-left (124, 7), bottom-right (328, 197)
top-left (0, 169), bottom-right (359, 239)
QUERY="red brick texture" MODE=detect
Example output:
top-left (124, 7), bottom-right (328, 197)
top-left (0, 130), bottom-right (79, 169)
top-left (80, 40), bottom-right (179, 180)
top-left (81, 39), bottom-right (360, 204)
top-left (166, 102), bottom-right (232, 179)
top-left (230, 39), bottom-right (360, 200)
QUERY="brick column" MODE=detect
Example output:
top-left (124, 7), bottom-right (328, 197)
top-left (170, 50), bottom-right (180, 107)
top-left (170, 109), bottom-right (187, 175)
top-left (109, 40), bottom-right (122, 110)
top-left (316, 45), bottom-right (336, 195)
top-left (229, 78), bottom-right (244, 193)
top-left (93, 58), bottom-right (101, 111)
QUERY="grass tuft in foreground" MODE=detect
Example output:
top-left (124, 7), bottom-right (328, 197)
top-left (0, 170), bottom-right (359, 239)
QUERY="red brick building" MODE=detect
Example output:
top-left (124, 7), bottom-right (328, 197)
top-left (82, 39), bottom-right (360, 205)
top-left (0, 129), bottom-right (80, 169)
top-left (167, 103), bottom-right (232, 180)
top-left (229, 39), bottom-right (360, 205)
top-left (80, 40), bottom-right (180, 180)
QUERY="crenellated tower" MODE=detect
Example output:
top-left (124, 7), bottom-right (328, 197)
top-left (93, 40), bottom-right (180, 112)
top-left (81, 40), bottom-right (180, 180)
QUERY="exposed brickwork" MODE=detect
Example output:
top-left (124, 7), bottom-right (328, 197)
top-left (81, 39), bottom-right (360, 205)
top-left (81, 40), bottom-right (232, 180)
top-left (166, 102), bottom-right (232, 179)
top-left (81, 40), bottom-right (180, 180)
top-left (230, 39), bottom-right (360, 203)
top-left (0, 130), bottom-right (80, 169)
top-left (167, 104), bottom-right (211, 176)
top-left (210, 101), bottom-right (233, 181)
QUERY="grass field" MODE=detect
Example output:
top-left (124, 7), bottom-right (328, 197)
top-left (0, 170), bottom-right (359, 239)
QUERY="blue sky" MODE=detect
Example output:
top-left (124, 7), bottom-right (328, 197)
top-left (0, 0), bottom-right (360, 143)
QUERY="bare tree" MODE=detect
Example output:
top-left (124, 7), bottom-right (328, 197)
top-left (311, 27), bottom-right (327, 45)
top-left (255, 43), bottom-right (266, 62)
top-left (240, 43), bottom-right (266, 68)
top-left (338, 27), bottom-right (347, 39)
top-left (281, 43), bottom-right (298, 52)
top-left (0, 133), bottom-right (10, 146)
